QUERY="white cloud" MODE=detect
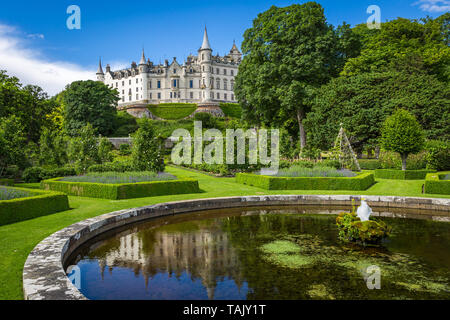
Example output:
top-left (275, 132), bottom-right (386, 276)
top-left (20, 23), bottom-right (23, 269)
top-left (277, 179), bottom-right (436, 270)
top-left (0, 23), bottom-right (95, 96)
top-left (413, 0), bottom-right (450, 12)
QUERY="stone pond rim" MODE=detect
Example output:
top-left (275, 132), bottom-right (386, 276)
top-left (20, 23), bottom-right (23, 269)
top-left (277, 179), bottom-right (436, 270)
top-left (22, 195), bottom-right (450, 300)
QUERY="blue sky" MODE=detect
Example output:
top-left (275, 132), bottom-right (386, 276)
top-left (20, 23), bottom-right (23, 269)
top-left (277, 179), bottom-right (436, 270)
top-left (0, 0), bottom-right (448, 95)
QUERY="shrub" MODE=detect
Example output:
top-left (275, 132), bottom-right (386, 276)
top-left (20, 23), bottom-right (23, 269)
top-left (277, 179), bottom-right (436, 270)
top-left (67, 123), bottom-right (100, 173)
top-left (148, 103), bottom-right (197, 120)
top-left (236, 172), bottom-right (375, 191)
top-left (374, 169), bottom-right (435, 180)
top-left (41, 178), bottom-right (200, 200)
top-left (425, 173), bottom-right (450, 195)
top-left (132, 119), bottom-right (165, 172)
top-left (358, 159), bottom-right (382, 170)
top-left (220, 103), bottom-right (242, 119)
top-left (119, 144), bottom-right (132, 156)
top-left (379, 150), bottom-right (427, 170)
top-left (194, 112), bottom-right (216, 128)
top-left (275, 166), bottom-right (356, 178)
top-left (112, 111), bottom-right (139, 137)
top-left (0, 179), bottom-right (15, 186)
top-left (22, 167), bottom-right (77, 183)
top-left (0, 187), bottom-right (69, 226)
top-left (320, 159), bottom-right (341, 170)
top-left (98, 137), bottom-right (114, 163)
top-left (425, 140), bottom-right (450, 171)
top-left (88, 161), bottom-right (134, 173)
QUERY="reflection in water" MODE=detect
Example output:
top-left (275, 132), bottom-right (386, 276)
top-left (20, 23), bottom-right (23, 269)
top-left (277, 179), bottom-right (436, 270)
top-left (68, 207), bottom-right (450, 300)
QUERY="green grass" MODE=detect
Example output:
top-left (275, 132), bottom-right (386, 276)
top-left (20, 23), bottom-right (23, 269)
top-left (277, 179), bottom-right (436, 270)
top-left (0, 167), bottom-right (449, 300)
top-left (148, 103), bottom-right (197, 120)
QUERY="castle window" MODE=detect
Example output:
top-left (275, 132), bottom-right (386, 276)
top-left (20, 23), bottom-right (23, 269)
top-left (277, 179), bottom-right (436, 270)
top-left (173, 69), bottom-right (177, 74)
top-left (232, 94), bottom-right (234, 100)
top-left (217, 93), bottom-right (220, 100)
top-left (136, 79), bottom-right (138, 84)
top-left (216, 79), bottom-right (220, 89)
top-left (122, 81), bottom-right (124, 86)
top-left (224, 79), bottom-right (228, 90)
top-left (129, 80), bottom-right (131, 85)
top-left (157, 81), bottom-right (161, 89)
top-left (173, 79), bottom-right (178, 88)
top-left (231, 80), bottom-right (234, 90)
top-left (136, 94), bottom-right (139, 100)
top-left (150, 93), bottom-right (152, 99)
top-left (189, 80), bottom-right (193, 88)
top-left (216, 68), bottom-right (219, 74)
top-left (202, 54), bottom-right (204, 60)
top-left (190, 92), bottom-right (193, 99)
top-left (170, 92), bottom-right (173, 99)
top-left (158, 92), bottom-right (161, 99)
top-left (224, 69), bottom-right (227, 75)
top-left (231, 70), bottom-right (234, 76)
top-left (225, 93), bottom-right (227, 100)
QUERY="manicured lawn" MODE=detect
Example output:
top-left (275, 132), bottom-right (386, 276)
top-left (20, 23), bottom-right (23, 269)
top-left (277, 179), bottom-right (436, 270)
top-left (0, 166), bottom-right (449, 300)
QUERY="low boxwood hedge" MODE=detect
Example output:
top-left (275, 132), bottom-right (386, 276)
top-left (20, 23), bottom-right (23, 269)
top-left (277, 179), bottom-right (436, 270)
top-left (0, 178), bottom-right (15, 186)
top-left (0, 187), bottom-right (69, 226)
top-left (235, 172), bottom-right (375, 191)
top-left (41, 178), bottom-right (201, 200)
top-left (358, 159), bottom-right (382, 170)
top-left (425, 173), bottom-right (450, 195)
top-left (374, 169), bottom-right (435, 180)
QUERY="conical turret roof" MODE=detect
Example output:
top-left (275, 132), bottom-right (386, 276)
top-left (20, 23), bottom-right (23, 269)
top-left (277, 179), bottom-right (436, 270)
top-left (96, 58), bottom-right (104, 74)
top-left (139, 49), bottom-right (146, 65)
top-left (200, 27), bottom-right (212, 50)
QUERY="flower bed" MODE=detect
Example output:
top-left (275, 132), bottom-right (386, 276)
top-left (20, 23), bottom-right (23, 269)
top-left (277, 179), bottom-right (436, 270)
top-left (235, 172), bottom-right (375, 191)
top-left (0, 187), bottom-right (69, 226)
top-left (41, 177), bottom-right (201, 200)
top-left (374, 169), bottom-right (435, 180)
top-left (425, 173), bottom-right (450, 195)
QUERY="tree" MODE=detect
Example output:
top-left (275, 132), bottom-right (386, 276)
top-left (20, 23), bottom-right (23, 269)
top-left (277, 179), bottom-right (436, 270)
top-left (235, 2), bottom-right (340, 150)
top-left (131, 119), bottom-right (165, 172)
top-left (39, 128), bottom-right (68, 167)
top-left (304, 71), bottom-right (449, 154)
top-left (63, 80), bottom-right (119, 136)
top-left (342, 16), bottom-right (450, 82)
top-left (67, 123), bottom-right (100, 173)
top-left (381, 109), bottom-right (424, 171)
top-left (0, 116), bottom-right (28, 176)
top-left (0, 71), bottom-right (54, 144)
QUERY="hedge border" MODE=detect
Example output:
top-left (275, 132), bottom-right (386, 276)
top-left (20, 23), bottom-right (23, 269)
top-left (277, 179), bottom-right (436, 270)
top-left (425, 173), bottom-right (450, 195)
top-left (41, 177), bottom-right (201, 200)
top-left (235, 172), bottom-right (375, 191)
top-left (0, 178), bottom-right (15, 186)
top-left (375, 169), bottom-right (435, 180)
top-left (0, 187), bottom-right (69, 226)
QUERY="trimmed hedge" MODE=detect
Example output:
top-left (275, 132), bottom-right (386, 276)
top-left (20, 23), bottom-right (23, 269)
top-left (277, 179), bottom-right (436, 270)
top-left (0, 179), bottom-right (15, 186)
top-left (220, 103), bottom-right (242, 119)
top-left (425, 173), bottom-right (450, 195)
top-left (41, 178), bottom-right (201, 200)
top-left (148, 103), bottom-right (197, 120)
top-left (23, 167), bottom-right (77, 183)
top-left (0, 187), bottom-right (69, 226)
top-left (358, 159), bottom-right (382, 170)
top-left (235, 172), bottom-right (375, 191)
top-left (374, 169), bottom-right (435, 180)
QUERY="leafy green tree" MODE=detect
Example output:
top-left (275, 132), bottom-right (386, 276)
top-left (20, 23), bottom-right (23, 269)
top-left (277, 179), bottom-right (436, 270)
top-left (304, 71), bottom-right (449, 154)
top-left (131, 119), bottom-right (165, 172)
top-left (63, 80), bottom-right (119, 136)
top-left (0, 116), bottom-right (28, 176)
top-left (342, 16), bottom-right (450, 82)
top-left (381, 109), bottom-right (425, 171)
top-left (0, 71), bottom-right (54, 144)
top-left (68, 123), bottom-right (100, 173)
top-left (97, 137), bottom-right (114, 163)
top-left (235, 2), bottom-right (340, 150)
top-left (39, 128), bottom-right (69, 167)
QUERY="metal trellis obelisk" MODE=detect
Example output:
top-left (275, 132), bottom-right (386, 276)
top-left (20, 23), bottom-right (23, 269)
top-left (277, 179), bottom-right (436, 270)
top-left (334, 124), bottom-right (361, 172)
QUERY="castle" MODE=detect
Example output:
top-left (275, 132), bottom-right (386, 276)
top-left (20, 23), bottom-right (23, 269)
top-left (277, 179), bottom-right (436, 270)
top-left (96, 28), bottom-right (242, 109)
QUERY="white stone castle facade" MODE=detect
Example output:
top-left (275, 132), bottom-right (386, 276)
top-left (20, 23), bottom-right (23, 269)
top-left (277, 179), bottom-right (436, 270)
top-left (96, 28), bottom-right (242, 107)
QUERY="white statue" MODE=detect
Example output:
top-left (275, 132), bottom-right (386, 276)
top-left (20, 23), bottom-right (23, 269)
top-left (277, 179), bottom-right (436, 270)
top-left (357, 198), bottom-right (373, 222)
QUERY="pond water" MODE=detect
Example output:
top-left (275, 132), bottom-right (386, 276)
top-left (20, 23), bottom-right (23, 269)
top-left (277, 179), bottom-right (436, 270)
top-left (67, 206), bottom-right (450, 300)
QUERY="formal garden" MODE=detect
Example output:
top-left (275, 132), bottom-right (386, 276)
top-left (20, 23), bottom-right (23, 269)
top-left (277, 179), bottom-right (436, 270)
top-left (0, 3), bottom-right (449, 301)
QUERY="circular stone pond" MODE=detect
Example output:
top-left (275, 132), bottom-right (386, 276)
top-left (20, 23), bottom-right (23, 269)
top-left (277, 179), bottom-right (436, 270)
top-left (65, 205), bottom-right (450, 300)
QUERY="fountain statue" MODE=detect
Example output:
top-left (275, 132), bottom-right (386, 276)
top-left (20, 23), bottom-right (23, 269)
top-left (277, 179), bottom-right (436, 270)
top-left (357, 198), bottom-right (373, 222)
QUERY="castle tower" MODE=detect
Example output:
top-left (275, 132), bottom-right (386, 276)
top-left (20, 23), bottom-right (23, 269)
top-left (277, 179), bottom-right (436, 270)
top-left (229, 40), bottom-right (242, 63)
top-left (96, 58), bottom-right (105, 81)
top-left (198, 27), bottom-right (212, 102)
top-left (139, 49), bottom-right (149, 102)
